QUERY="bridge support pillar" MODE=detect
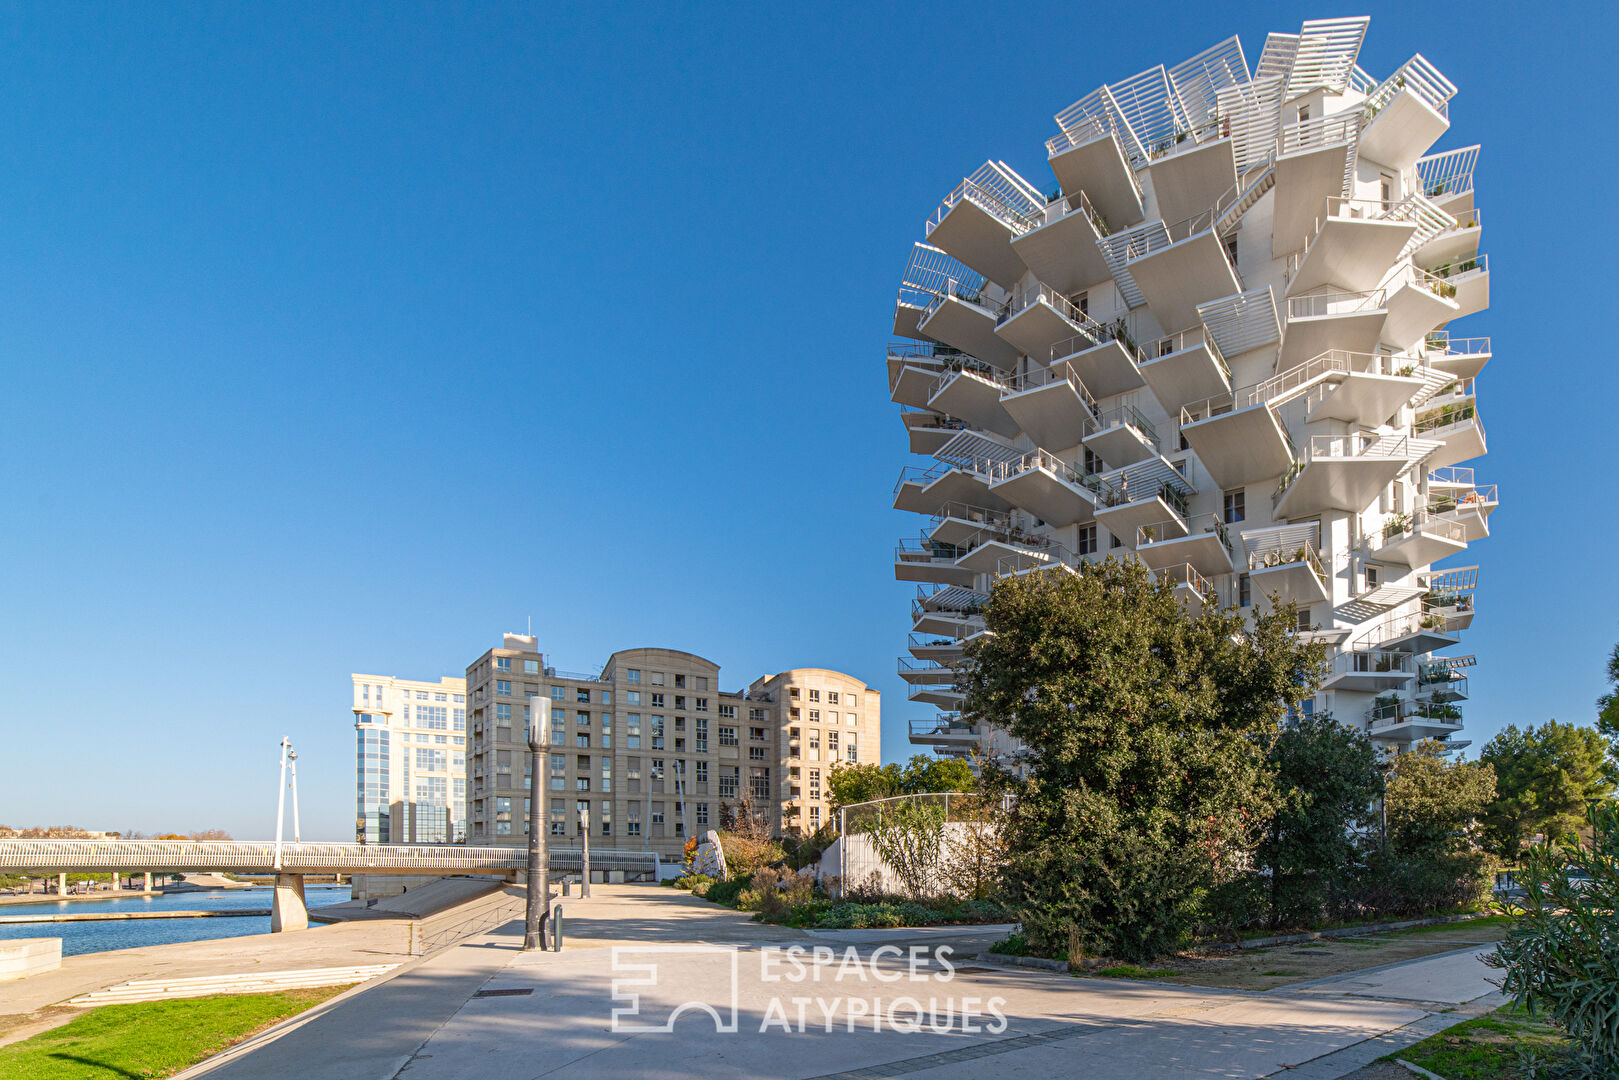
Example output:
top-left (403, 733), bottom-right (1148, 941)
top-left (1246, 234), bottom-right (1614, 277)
top-left (270, 874), bottom-right (308, 932)
top-left (57, 873), bottom-right (66, 897)
top-left (143, 872), bottom-right (153, 893)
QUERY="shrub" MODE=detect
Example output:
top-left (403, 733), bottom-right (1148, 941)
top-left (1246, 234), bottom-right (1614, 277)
top-left (1489, 803), bottom-right (1619, 1076)
top-left (702, 873), bottom-right (752, 909)
top-left (669, 873), bottom-right (714, 892)
top-left (988, 933), bottom-right (1030, 956)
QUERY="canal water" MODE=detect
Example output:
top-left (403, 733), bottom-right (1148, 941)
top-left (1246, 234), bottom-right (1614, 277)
top-left (0, 885), bottom-right (351, 956)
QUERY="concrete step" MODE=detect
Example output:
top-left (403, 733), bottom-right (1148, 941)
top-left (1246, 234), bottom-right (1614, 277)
top-left (66, 963), bottom-right (398, 1006)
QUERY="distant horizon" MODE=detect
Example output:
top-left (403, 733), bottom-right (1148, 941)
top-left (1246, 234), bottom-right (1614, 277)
top-left (2, 3), bottom-right (1613, 840)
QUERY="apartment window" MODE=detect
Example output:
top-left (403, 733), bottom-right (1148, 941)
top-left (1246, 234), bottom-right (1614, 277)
top-left (750, 708), bottom-right (767, 723)
top-left (600, 802), bottom-right (612, 836)
top-left (576, 688), bottom-right (590, 703)
top-left (577, 710), bottom-right (590, 726)
top-left (808, 709), bottom-right (819, 723)
top-left (550, 753), bottom-right (565, 773)
top-left (670, 673), bottom-right (683, 689)
top-left (453, 709), bottom-right (465, 731)
top-left (846, 740), bottom-right (858, 763)
top-left (694, 697), bottom-right (708, 711)
top-left (496, 680), bottom-right (511, 696)
top-left (1239, 572), bottom-right (1252, 607)
top-left (494, 797), bottom-right (512, 835)
top-left (719, 768), bottom-right (738, 798)
top-left (651, 806), bottom-right (665, 826)
top-left (1110, 533), bottom-right (1123, 548)
top-left (695, 760), bottom-right (708, 782)
top-left (750, 768), bottom-right (771, 800)
top-left (696, 802), bottom-right (709, 826)
top-left (674, 696), bottom-right (685, 710)
top-left (808, 689), bottom-right (820, 703)
top-left (1297, 103), bottom-right (1310, 123)
top-left (1380, 173), bottom-right (1393, 211)
top-left (826, 692), bottom-right (838, 705)
top-left (1365, 565), bottom-right (1381, 590)
top-left (650, 693), bottom-right (665, 708)
top-left (846, 694), bottom-right (857, 707)
top-left (495, 657), bottom-right (511, 672)
top-left (827, 730), bottom-right (839, 752)
top-left (810, 806), bottom-right (821, 829)
top-left (626, 690), bottom-right (640, 705)
top-left (1224, 234), bottom-right (1238, 267)
top-left (809, 768), bottom-right (821, 799)
top-left (1077, 524), bottom-right (1097, 556)
top-left (719, 704), bottom-right (736, 719)
top-left (649, 672), bottom-right (665, 686)
top-left (576, 734), bottom-right (589, 748)
top-left (695, 717), bottom-right (708, 753)
top-left (550, 686), bottom-right (565, 700)
top-left (1223, 489), bottom-right (1245, 524)
top-left (1297, 608), bottom-right (1313, 632)
top-left (494, 703), bottom-right (511, 722)
top-left (749, 746), bottom-right (766, 761)
top-left (1084, 448), bottom-right (1105, 474)
top-left (750, 727), bottom-right (766, 740)
top-left (697, 677), bottom-right (709, 691)
top-left (718, 725), bottom-right (737, 746)
top-left (523, 660), bottom-right (538, 674)
top-left (433, 692), bottom-right (447, 702)
top-left (808, 731), bottom-right (820, 751)
top-left (626, 805), bottom-right (641, 837)
top-left (650, 759), bottom-right (664, 781)
top-left (627, 669), bottom-right (641, 683)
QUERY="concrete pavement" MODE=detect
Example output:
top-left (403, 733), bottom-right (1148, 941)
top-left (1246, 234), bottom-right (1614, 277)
top-left (173, 884), bottom-right (1505, 1080)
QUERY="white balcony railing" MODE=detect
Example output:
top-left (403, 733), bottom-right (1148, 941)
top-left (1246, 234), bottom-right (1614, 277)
top-left (1003, 361), bottom-right (1101, 422)
top-left (1362, 54), bottom-right (1457, 124)
top-left (1416, 145), bottom-right (1478, 202)
top-left (1141, 325), bottom-right (1232, 380)
top-left (1139, 513), bottom-right (1230, 552)
top-left (1246, 536), bottom-right (1326, 587)
top-left (1274, 433), bottom-right (1421, 508)
top-left (1287, 288), bottom-right (1387, 320)
top-left (1279, 112), bottom-right (1359, 157)
top-left (928, 163), bottom-right (1046, 239)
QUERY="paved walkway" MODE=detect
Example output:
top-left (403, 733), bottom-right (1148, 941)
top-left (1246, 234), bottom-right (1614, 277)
top-left (175, 885), bottom-right (1505, 1080)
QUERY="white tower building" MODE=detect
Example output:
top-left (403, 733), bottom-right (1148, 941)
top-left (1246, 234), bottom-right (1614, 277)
top-left (894, 17), bottom-right (1490, 762)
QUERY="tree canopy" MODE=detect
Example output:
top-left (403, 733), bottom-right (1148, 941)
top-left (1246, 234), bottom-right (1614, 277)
top-left (826, 754), bottom-right (975, 811)
top-left (1597, 641), bottom-right (1619, 786)
top-left (1480, 720), bottom-right (1612, 860)
top-left (961, 558), bottom-right (1325, 961)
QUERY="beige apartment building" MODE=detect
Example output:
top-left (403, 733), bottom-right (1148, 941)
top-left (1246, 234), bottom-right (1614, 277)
top-left (463, 635), bottom-right (879, 858)
top-left (350, 673), bottom-right (468, 843)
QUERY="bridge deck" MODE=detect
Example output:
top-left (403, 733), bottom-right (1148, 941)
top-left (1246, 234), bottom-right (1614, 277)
top-left (0, 840), bottom-right (658, 875)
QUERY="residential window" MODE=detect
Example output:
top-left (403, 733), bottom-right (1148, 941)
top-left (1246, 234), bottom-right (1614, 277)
top-left (1224, 235), bottom-right (1238, 267)
top-left (576, 734), bottom-right (589, 748)
top-left (846, 694), bottom-right (857, 707)
top-left (602, 690), bottom-right (612, 705)
top-left (827, 730), bottom-right (839, 752)
top-left (696, 760), bottom-right (708, 783)
top-left (650, 759), bottom-right (664, 781)
top-left (1297, 608), bottom-right (1313, 632)
top-left (696, 677), bottom-right (708, 691)
top-left (577, 688), bottom-right (590, 703)
top-left (1380, 173), bottom-right (1393, 211)
top-left (749, 746), bottom-right (766, 761)
top-left (719, 704), bottom-right (736, 719)
top-left (626, 805), bottom-right (641, 837)
top-left (695, 717), bottom-right (708, 753)
top-left (1239, 572), bottom-right (1252, 607)
top-left (1084, 447), bottom-right (1105, 474)
top-left (577, 711), bottom-right (590, 726)
top-left (750, 727), bottom-right (766, 741)
top-left (694, 697), bottom-right (708, 711)
top-left (627, 690), bottom-right (640, 705)
top-left (810, 806), bottom-right (821, 829)
top-left (1077, 524), bottom-right (1097, 556)
top-left (627, 669), bottom-right (641, 684)
top-left (719, 768), bottom-right (738, 798)
top-left (649, 672), bottom-right (665, 686)
top-left (809, 769), bottom-right (821, 799)
top-left (496, 658), bottom-right (511, 672)
top-left (496, 680), bottom-right (511, 696)
top-left (808, 709), bottom-right (819, 722)
top-left (650, 693), bottom-right (665, 708)
top-left (674, 674), bottom-right (686, 689)
top-left (674, 696), bottom-right (685, 710)
top-left (494, 703), bottom-right (511, 722)
top-left (1223, 489), bottom-right (1245, 524)
top-left (789, 687), bottom-right (799, 700)
top-left (696, 803), bottom-right (709, 826)
top-left (1365, 564), bottom-right (1381, 589)
top-left (808, 689), bottom-right (820, 703)
top-left (718, 725), bottom-right (737, 746)
top-left (750, 708), bottom-right (767, 723)
top-left (750, 767), bottom-right (771, 800)
top-left (550, 686), bottom-right (565, 700)
top-left (494, 796), bottom-right (512, 835)
top-left (523, 659), bottom-right (539, 674)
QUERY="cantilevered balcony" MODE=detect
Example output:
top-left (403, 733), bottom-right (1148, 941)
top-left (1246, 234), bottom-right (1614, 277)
top-left (1412, 385), bottom-right (1486, 469)
top-left (1425, 469), bottom-right (1496, 541)
top-left (894, 243), bottom-right (976, 342)
top-left (1284, 196), bottom-right (1442, 296)
top-left (1273, 433), bottom-right (1441, 521)
top-left (1050, 324), bottom-right (1146, 399)
top-left (888, 343), bottom-right (955, 408)
top-left (898, 658), bottom-right (963, 708)
top-left (918, 280), bottom-right (1022, 369)
top-left (892, 463), bottom-right (1010, 516)
top-left (1357, 56), bottom-right (1456, 171)
top-left (1282, 289), bottom-right (1388, 366)
top-left (1418, 566), bottom-right (1478, 635)
top-left (1094, 457), bottom-right (1194, 546)
top-left (1421, 333), bottom-right (1491, 381)
top-left (1322, 649), bottom-right (1417, 693)
top-left (925, 163), bottom-right (1046, 288)
top-left (1179, 388), bottom-right (1294, 490)
top-left (911, 584), bottom-right (987, 637)
top-left (1354, 611), bottom-right (1461, 656)
top-left (995, 284), bottom-right (1096, 359)
top-left (1045, 109), bottom-right (1146, 228)
top-left (926, 364), bottom-right (1020, 439)
top-left (1242, 524), bottom-right (1329, 609)
top-left (1145, 118), bottom-right (1238, 227)
top-left (895, 537), bottom-right (979, 587)
top-left (1273, 113), bottom-right (1358, 258)
top-left (1000, 362), bottom-right (1100, 454)
top-left (1417, 657), bottom-right (1472, 703)
top-left (1416, 208), bottom-right (1481, 270)
top-left (1012, 190), bottom-right (1114, 295)
top-left (903, 410), bottom-right (969, 455)
top-left (1367, 699), bottom-right (1463, 743)
top-left (1126, 207), bottom-right (1236, 331)
top-left (909, 715), bottom-right (979, 749)
top-left (1138, 326), bottom-right (1232, 415)
top-left (1416, 145), bottom-right (1478, 221)
top-left (1425, 255), bottom-right (1489, 320)
top-left (908, 631), bottom-right (970, 663)
top-left (987, 449), bottom-right (1107, 527)
top-left (926, 502), bottom-right (1012, 547)
top-left (1380, 265), bottom-right (1461, 351)
top-left (952, 526), bottom-right (1071, 575)
top-left (1135, 513), bottom-right (1235, 578)
top-left (1299, 351), bottom-right (1429, 428)
top-left (1155, 561), bottom-right (1218, 616)
top-left (1084, 403), bottom-right (1161, 467)
top-left (1367, 508), bottom-right (1470, 568)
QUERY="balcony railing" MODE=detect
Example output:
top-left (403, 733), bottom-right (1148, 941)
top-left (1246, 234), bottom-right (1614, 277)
top-left (1368, 698), bottom-right (1463, 730)
top-left (1139, 513), bottom-right (1230, 551)
top-left (1036, 187), bottom-right (1114, 237)
top-left (929, 170), bottom-right (1043, 239)
top-left (894, 463), bottom-right (948, 497)
top-left (1427, 465), bottom-right (1477, 487)
top-left (1287, 288), bottom-right (1386, 320)
top-left (997, 283), bottom-right (1089, 328)
top-left (1330, 649), bottom-right (1415, 681)
top-left (1179, 350), bottom-right (1354, 426)
top-left (1157, 561), bottom-right (1217, 599)
top-left (1416, 145), bottom-right (1478, 202)
top-left (1051, 314), bottom-right (1146, 365)
top-left (1141, 325), bottom-right (1231, 380)
top-left (1426, 254), bottom-right (1487, 285)
top-left (1275, 433), bottom-right (1417, 508)
top-left (1279, 112), bottom-right (1358, 157)
top-left (1246, 536), bottom-right (1326, 585)
top-left (1421, 333), bottom-right (1490, 360)
top-left (1369, 507), bottom-right (1471, 551)
top-left (986, 448), bottom-right (1109, 498)
top-left (1352, 610), bottom-right (1453, 652)
top-left (1413, 397), bottom-right (1479, 438)
top-left (1362, 55), bottom-right (1456, 123)
top-left (1425, 484), bottom-right (1495, 517)
top-left (1003, 361), bottom-right (1102, 421)
top-left (928, 501), bottom-right (1012, 532)
top-left (1093, 403), bottom-right (1160, 451)
top-left (920, 276), bottom-right (995, 322)
top-left (931, 361), bottom-right (1011, 400)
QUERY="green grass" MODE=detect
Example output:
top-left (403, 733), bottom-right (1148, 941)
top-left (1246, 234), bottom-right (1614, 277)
top-left (1376, 914), bottom-right (1510, 939)
top-left (1093, 964), bottom-right (1176, 979)
top-left (0, 987), bottom-right (347, 1079)
top-left (1391, 1003), bottom-right (1571, 1080)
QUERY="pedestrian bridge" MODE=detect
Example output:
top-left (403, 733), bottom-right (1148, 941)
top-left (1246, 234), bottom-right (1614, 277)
top-left (0, 839), bottom-right (662, 932)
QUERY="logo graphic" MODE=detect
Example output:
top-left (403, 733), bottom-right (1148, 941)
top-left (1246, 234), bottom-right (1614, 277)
top-left (610, 945), bottom-right (741, 1033)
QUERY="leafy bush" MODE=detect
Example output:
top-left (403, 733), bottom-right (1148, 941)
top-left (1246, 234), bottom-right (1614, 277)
top-left (1489, 804), bottom-right (1619, 1077)
top-left (701, 873), bottom-right (752, 909)
top-left (669, 873), bottom-right (714, 892)
top-left (988, 933), bottom-right (1030, 956)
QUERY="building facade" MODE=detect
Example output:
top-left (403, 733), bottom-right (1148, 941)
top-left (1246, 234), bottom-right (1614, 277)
top-left (350, 673), bottom-right (468, 843)
top-left (893, 17), bottom-right (1489, 762)
top-left (463, 635), bottom-right (879, 858)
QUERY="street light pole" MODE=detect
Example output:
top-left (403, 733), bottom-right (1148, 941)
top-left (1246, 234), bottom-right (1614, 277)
top-left (579, 806), bottom-right (591, 898)
top-left (523, 696), bottom-right (551, 951)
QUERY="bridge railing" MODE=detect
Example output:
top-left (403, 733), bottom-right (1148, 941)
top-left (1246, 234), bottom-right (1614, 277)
top-left (0, 839), bottom-right (661, 875)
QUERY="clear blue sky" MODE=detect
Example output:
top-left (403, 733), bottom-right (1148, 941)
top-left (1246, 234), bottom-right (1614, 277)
top-left (1, 3), bottom-right (1613, 840)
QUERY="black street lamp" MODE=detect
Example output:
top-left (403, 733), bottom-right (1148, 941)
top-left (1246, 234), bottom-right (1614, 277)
top-left (523, 695), bottom-right (551, 950)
